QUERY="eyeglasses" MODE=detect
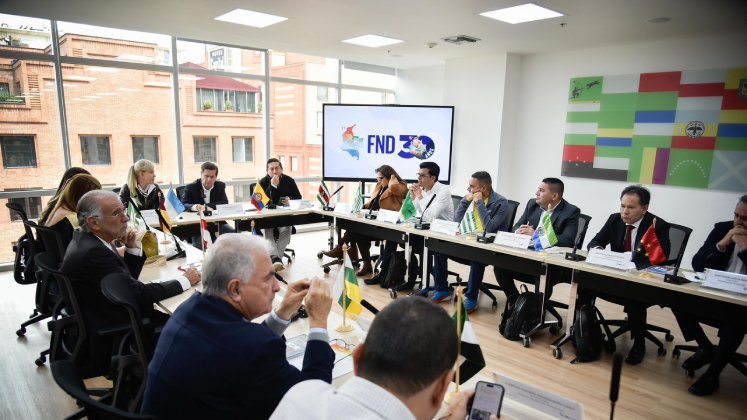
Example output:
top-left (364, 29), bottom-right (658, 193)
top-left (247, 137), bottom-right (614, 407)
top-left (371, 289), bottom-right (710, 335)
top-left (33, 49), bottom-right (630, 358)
top-left (416, 173), bottom-right (432, 179)
top-left (330, 339), bottom-right (357, 366)
top-left (95, 208), bottom-right (127, 219)
top-left (376, 176), bottom-right (384, 181)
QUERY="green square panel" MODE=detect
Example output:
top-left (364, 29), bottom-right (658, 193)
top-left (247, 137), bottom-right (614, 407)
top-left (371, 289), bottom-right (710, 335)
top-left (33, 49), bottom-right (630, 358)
top-left (666, 149), bottom-right (713, 188)
top-left (597, 111), bottom-right (636, 129)
top-left (566, 111), bottom-right (599, 123)
top-left (599, 93), bottom-right (638, 111)
top-left (564, 134), bottom-right (597, 145)
top-left (569, 77), bottom-right (603, 102)
top-left (636, 92), bottom-right (679, 111)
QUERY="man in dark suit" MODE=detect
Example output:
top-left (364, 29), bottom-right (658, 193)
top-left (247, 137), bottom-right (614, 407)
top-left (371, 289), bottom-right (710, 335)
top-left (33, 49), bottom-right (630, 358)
top-left (494, 177), bottom-right (580, 300)
top-left (181, 161), bottom-right (235, 245)
top-left (141, 234), bottom-right (335, 420)
top-left (61, 190), bottom-right (200, 370)
top-left (585, 185), bottom-right (671, 365)
top-left (672, 194), bottom-right (747, 395)
top-left (258, 158), bottom-right (302, 271)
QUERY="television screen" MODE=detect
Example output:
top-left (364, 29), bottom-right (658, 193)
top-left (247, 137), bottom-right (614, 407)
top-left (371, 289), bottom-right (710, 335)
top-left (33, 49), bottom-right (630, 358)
top-left (322, 104), bottom-right (454, 184)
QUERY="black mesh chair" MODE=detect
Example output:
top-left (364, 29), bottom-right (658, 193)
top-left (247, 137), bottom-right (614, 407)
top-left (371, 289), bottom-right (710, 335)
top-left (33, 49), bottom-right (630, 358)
top-left (249, 182), bottom-right (296, 264)
top-left (28, 221), bottom-right (67, 263)
top-left (51, 360), bottom-right (157, 420)
top-left (176, 185), bottom-right (185, 200)
top-left (602, 223), bottom-right (693, 355)
top-left (101, 273), bottom-right (154, 412)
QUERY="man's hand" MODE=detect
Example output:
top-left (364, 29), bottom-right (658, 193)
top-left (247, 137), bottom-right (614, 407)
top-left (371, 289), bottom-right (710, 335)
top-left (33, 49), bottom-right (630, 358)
top-left (409, 184), bottom-right (423, 200)
top-left (280, 196), bottom-right (290, 206)
top-left (122, 227), bottom-right (139, 249)
top-left (473, 191), bottom-right (483, 202)
top-left (304, 278), bottom-right (332, 329)
top-left (516, 224), bottom-right (535, 236)
top-left (732, 226), bottom-right (747, 248)
top-left (184, 268), bottom-right (201, 286)
top-left (441, 389), bottom-right (498, 420)
top-left (276, 279), bottom-right (311, 321)
top-left (719, 225), bottom-right (746, 250)
top-left (271, 174), bottom-right (281, 188)
top-left (465, 193), bottom-right (474, 202)
top-left (195, 204), bottom-right (205, 214)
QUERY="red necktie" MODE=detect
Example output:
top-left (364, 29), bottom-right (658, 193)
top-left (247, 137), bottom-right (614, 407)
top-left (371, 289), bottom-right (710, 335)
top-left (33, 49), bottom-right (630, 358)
top-left (624, 225), bottom-right (633, 252)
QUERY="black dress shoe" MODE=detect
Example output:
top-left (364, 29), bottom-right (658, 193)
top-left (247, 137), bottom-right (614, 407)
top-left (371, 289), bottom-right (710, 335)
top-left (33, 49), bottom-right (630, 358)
top-left (364, 275), bottom-right (381, 285)
top-left (682, 346), bottom-right (716, 371)
top-left (391, 281), bottom-right (415, 291)
top-left (625, 344), bottom-right (646, 365)
top-left (689, 373), bottom-right (719, 396)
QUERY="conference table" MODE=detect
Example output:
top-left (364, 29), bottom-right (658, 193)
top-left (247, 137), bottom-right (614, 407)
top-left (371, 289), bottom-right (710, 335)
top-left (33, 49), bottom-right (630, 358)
top-left (150, 206), bottom-right (747, 358)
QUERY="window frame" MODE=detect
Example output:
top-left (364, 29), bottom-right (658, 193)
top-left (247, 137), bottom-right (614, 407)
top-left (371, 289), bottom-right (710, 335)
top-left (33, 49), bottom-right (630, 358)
top-left (79, 135), bottom-right (112, 165)
top-left (0, 135), bottom-right (38, 169)
top-left (193, 136), bottom-right (217, 163)
top-left (132, 135), bottom-right (160, 163)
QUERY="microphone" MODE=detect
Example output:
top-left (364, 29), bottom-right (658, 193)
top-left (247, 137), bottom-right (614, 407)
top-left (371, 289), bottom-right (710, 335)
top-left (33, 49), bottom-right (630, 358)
top-left (565, 229), bottom-right (586, 261)
top-left (323, 185), bottom-right (345, 211)
top-left (365, 187), bottom-right (385, 219)
top-left (414, 194), bottom-right (437, 230)
top-left (477, 202), bottom-right (502, 243)
top-left (360, 299), bottom-right (379, 315)
top-left (609, 353), bottom-right (623, 420)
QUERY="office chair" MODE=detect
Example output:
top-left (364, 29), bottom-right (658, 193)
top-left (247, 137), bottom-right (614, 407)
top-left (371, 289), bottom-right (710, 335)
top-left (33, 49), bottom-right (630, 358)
top-left (602, 223), bottom-right (693, 356)
top-left (176, 185), bottom-right (186, 200)
top-left (101, 273), bottom-right (154, 412)
top-left (51, 360), bottom-right (157, 420)
top-left (673, 342), bottom-right (747, 378)
top-left (28, 221), bottom-right (67, 263)
top-left (112, 187), bottom-right (122, 194)
top-left (448, 198), bottom-right (521, 309)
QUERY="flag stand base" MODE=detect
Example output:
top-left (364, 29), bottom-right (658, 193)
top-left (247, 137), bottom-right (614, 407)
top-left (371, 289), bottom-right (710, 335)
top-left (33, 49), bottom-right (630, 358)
top-left (166, 249), bottom-right (186, 261)
top-left (323, 206), bottom-right (335, 211)
top-left (335, 323), bottom-right (354, 332)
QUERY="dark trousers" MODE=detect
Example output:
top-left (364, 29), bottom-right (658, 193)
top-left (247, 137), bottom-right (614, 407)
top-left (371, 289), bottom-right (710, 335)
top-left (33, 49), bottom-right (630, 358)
top-left (577, 288), bottom-right (648, 342)
top-left (432, 253), bottom-right (487, 300)
top-left (673, 310), bottom-right (746, 375)
top-left (190, 221), bottom-right (234, 247)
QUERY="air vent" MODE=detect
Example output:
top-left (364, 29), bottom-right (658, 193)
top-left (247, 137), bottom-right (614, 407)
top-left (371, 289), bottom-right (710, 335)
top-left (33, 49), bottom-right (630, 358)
top-left (442, 35), bottom-right (481, 45)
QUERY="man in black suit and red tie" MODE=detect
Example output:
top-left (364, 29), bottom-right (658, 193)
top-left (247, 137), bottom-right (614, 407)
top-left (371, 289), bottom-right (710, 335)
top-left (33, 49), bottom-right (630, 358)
top-left (181, 161), bottom-right (235, 245)
top-left (585, 185), bottom-right (670, 365)
top-left (672, 194), bottom-right (747, 396)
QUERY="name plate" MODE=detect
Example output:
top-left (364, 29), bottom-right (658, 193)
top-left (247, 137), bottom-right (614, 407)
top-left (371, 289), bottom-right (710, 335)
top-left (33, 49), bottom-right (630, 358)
top-left (215, 203), bottom-right (244, 216)
top-left (139, 209), bottom-right (160, 227)
top-left (430, 219), bottom-right (459, 235)
top-left (333, 203), bottom-right (350, 215)
top-left (496, 373), bottom-right (582, 420)
top-left (586, 248), bottom-right (635, 270)
top-left (377, 209), bottom-right (400, 224)
top-left (702, 269), bottom-right (747, 295)
top-left (494, 232), bottom-right (532, 249)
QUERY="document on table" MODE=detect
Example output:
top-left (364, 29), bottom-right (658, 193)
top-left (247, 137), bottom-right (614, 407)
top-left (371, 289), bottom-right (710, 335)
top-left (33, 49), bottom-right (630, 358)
top-left (286, 335), bottom-right (354, 379)
top-left (495, 372), bottom-right (583, 420)
top-left (585, 248), bottom-right (636, 270)
top-left (494, 232), bottom-right (532, 249)
top-left (702, 269), bottom-right (747, 295)
top-left (215, 203), bottom-right (244, 216)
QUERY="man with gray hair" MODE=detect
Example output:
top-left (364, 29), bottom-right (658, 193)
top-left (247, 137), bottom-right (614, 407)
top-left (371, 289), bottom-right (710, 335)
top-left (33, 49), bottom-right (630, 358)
top-left (62, 190), bottom-right (200, 330)
top-left (142, 233), bottom-right (335, 420)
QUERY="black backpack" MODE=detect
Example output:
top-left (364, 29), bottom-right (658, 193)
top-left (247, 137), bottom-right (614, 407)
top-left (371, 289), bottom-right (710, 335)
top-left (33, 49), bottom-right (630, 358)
top-left (380, 251), bottom-right (406, 289)
top-left (571, 304), bottom-right (613, 363)
top-left (500, 284), bottom-right (539, 341)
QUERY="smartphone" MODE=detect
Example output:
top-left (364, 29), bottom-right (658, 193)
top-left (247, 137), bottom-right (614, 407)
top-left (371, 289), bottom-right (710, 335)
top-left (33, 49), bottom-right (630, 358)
top-left (469, 381), bottom-right (505, 419)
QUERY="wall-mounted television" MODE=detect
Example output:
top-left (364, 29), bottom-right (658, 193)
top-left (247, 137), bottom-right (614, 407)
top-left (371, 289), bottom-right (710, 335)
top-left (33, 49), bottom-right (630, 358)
top-left (322, 104), bottom-right (454, 184)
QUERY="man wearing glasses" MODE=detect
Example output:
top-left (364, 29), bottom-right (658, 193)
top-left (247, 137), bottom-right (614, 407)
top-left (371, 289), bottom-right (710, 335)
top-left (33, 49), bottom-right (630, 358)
top-left (61, 190), bottom-right (200, 333)
top-left (407, 162), bottom-right (454, 290)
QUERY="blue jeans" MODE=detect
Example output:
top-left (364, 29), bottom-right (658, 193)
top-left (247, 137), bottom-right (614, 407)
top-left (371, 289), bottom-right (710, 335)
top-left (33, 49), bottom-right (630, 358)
top-left (432, 253), bottom-right (486, 300)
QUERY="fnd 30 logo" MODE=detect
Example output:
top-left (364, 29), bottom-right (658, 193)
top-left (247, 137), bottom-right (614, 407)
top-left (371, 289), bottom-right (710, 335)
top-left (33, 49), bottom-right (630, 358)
top-left (340, 125), bottom-right (436, 160)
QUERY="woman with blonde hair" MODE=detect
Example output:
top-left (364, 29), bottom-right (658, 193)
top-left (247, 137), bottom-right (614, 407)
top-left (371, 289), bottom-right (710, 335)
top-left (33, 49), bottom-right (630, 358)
top-left (38, 167), bottom-right (90, 226)
top-left (44, 173), bottom-right (102, 247)
top-left (120, 159), bottom-right (162, 210)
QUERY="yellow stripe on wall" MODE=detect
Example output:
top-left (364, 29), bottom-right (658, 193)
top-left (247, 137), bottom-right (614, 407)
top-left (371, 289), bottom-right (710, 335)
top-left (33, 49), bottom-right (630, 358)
top-left (639, 147), bottom-right (657, 184)
top-left (597, 128), bottom-right (634, 138)
top-left (719, 110), bottom-right (747, 124)
top-left (673, 123), bottom-right (718, 137)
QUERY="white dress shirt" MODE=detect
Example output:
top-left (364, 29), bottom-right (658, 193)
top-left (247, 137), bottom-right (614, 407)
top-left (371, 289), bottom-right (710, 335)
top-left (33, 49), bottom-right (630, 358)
top-left (414, 181), bottom-right (454, 223)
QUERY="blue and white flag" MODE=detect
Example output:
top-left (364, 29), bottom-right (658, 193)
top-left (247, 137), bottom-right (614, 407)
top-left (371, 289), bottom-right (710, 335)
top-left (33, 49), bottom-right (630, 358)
top-left (165, 187), bottom-right (186, 219)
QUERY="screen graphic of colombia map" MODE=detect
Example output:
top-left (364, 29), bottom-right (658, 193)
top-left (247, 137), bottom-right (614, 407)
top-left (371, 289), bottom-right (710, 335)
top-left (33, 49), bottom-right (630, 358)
top-left (338, 125), bottom-right (435, 160)
top-left (562, 67), bottom-right (747, 192)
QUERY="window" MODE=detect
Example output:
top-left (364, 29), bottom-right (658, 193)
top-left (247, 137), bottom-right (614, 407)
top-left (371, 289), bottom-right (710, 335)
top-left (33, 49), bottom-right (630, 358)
top-left (193, 137), bottom-right (216, 162)
top-left (278, 155), bottom-right (286, 168)
top-left (80, 136), bottom-right (111, 165)
top-left (132, 136), bottom-right (159, 163)
top-left (232, 137), bottom-right (253, 162)
top-left (317, 86), bottom-right (328, 102)
top-left (8, 196), bottom-right (42, 221)
top-left (233, 184), bottom-right (252, 202)
top-left (0, 83), bottom-right (9, 95)
top-left (1, 135), bottom-right (37, 168)
top-left (196, 88), bottom-right (257, 113)
top-left (291, 156), bottom-right (299, 172)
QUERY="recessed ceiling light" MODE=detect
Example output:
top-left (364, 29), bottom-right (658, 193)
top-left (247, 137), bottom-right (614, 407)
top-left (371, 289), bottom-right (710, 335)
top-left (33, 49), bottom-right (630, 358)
top-left (214, 9), bottom-right (287, 28)
top-left (481, 3), bottom-right (563, 24)
top-left (342, 35), bottom-right (404, 48)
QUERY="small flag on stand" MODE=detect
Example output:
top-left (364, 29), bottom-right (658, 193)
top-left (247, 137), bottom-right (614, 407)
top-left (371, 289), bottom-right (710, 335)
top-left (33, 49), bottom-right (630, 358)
top-left (200, 217), bottom-right (212, 252)
top-left (633, 218), bottom-right (667, 269)
top-left (351, 183), bottom-right (364, 213)
top-left (399, 191), bottom-right (417, 221)
top-left (165, 187), bottom-right (186, 219)
top-left (531, 205), bottom-right (558, 250)
top-left (458, 201), bottom-right (484, 234)
top-left (332, 248), bottom-right (362, 318)
top-left (316, 181), bottom-right (330, 207)
top-left (452, 290), bottom-right (486, 386)
top-left (251, 183), bottom-right (270, 210)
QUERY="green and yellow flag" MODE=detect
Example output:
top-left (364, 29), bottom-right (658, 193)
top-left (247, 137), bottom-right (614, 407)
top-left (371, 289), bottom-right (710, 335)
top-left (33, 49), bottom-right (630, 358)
top-left (332, 251), bottom-right (362, 317)
top-left (399, 191), bottom-right (417, 221)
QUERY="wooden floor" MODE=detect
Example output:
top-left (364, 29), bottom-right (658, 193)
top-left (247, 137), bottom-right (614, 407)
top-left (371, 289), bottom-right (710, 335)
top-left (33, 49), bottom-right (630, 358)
top-left (2, 230), bottom-right (746, 419)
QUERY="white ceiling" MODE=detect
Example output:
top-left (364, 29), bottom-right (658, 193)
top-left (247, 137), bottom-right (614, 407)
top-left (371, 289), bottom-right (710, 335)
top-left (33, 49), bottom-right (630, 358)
top-left (3, 0), bottom-right (746, 69)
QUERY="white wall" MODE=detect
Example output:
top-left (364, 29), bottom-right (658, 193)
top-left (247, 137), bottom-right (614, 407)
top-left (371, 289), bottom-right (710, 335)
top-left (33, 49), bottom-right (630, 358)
top-left (508, 33), bottom-right (747, 269)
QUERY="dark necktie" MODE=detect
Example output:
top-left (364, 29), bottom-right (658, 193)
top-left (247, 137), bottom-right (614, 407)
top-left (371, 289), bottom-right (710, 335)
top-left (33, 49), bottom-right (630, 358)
top-left (624, 224), bottom-right (633, 252)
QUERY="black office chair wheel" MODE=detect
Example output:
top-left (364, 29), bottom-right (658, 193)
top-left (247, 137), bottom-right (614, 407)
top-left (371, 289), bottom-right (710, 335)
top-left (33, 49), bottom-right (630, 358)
top-left (657, 347), bottom-right (667, 357)
top-left (389, 289), bottom-right (397, 299)
top-left (553, 348), bottom-right (563, 359)
top-left (35, 355), bottom-right (46, 366)
top-left (604, 340), bottom-right (617, 353)
top-left (16, 327), bottom-right (26, 337)
top-left (672, 348), bottom-right (681, 358)
top-left (323, 266), bottom-right (331, 274)
top-left (317, 251), bottom-right (324, 259)
top-left (549, 325), bottom-right (561, 335)
top-left (665, 333), bottom-right (674, 342)
top-left (522, 336), bottom-right (531, 348)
